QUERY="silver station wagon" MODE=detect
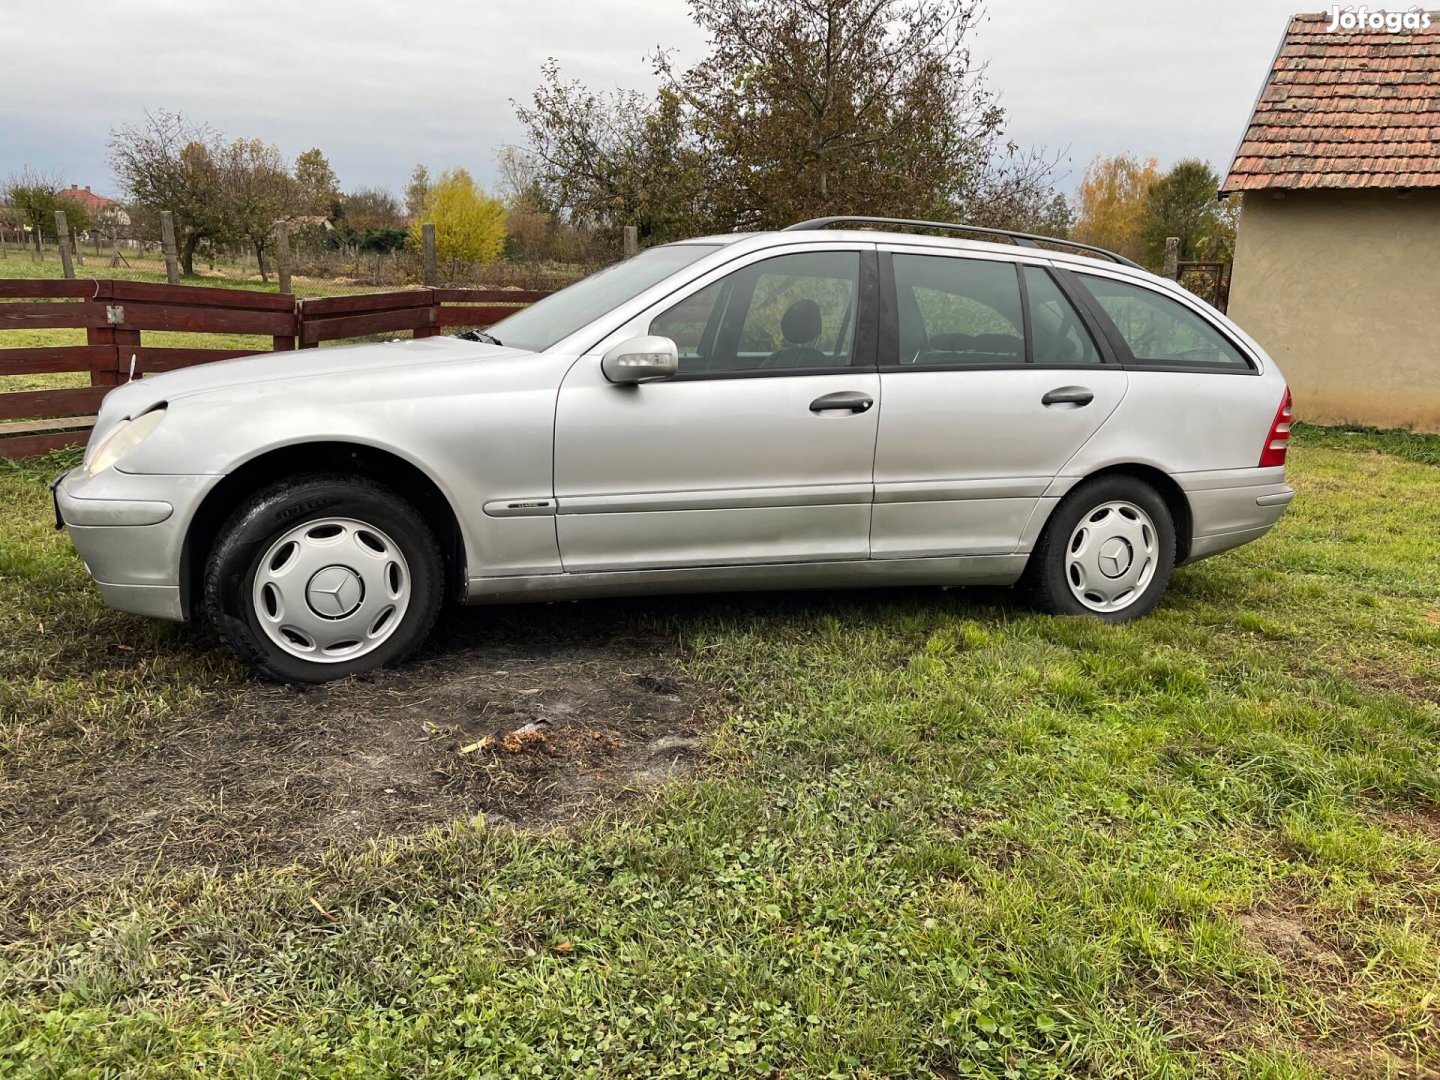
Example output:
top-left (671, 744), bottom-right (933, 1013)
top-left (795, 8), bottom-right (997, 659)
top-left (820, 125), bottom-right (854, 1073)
top-left (54, 217), bottom-right (1296, 682)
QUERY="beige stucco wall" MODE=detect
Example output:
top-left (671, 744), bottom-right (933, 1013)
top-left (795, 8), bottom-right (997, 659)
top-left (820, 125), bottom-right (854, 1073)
top-left (1227, 189), bottom-right (1440, 432)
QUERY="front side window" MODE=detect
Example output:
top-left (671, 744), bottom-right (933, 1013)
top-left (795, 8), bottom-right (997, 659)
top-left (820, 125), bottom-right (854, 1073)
top-left (1076, 273), bottom-right (1250, 368)
top-left (487, 243), bottom-right (719, 352)
top-left (649, 251), bottom-right (860, 374)
top-left (893, 254), bottom-right (1025, 366)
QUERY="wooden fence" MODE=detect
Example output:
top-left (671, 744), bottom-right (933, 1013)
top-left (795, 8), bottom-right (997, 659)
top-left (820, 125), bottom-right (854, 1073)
top-left (0, 279), bottom-right (548, 458)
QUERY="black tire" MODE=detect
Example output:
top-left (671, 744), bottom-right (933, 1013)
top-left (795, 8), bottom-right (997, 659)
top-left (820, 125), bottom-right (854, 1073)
top-left (204, 474), bottom-right (444, 683)
top-left (1023, 475), bottom-right (1176, 623)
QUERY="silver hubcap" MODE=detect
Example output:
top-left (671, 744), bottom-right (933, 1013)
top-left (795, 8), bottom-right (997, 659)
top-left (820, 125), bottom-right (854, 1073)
top-left (1065, 500), bottom-right (1157, 613)
top-left (252, 517), bottom-right (411, 663)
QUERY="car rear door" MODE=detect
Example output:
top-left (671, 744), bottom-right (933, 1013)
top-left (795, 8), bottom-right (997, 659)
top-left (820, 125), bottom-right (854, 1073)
top-left (871, 247), bottom-right (1128, 558)
top-left (553, 244), bottom-right (881, 572)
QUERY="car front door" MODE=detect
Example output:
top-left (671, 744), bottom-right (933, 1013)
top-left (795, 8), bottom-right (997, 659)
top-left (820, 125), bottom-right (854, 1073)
top-left (553, 246), bottom-right (880, 573)
top-left (871, 248), bottom-right (1129, 558)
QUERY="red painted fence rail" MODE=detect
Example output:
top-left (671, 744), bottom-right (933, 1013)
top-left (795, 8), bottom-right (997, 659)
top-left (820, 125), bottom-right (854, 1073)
top-left (0, 279), bottom-right (548, 458)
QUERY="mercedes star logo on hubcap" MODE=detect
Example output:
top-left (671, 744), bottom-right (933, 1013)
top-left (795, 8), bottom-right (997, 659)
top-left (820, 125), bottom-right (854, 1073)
top-left (306, 565), bottom-right (364, 618)
top-left (1097, 537), bottom-right (1133, 578)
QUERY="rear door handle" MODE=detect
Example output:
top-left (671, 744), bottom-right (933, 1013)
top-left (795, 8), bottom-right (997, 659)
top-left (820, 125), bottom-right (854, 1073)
top-left (810, 391), bottom-right (874, 414)
top-left (1041, 386), bottom-right (1094, 408)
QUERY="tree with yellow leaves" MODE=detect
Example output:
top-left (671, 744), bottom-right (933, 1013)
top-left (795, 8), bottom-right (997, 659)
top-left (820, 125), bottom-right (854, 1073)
top-left (1072, 154), bottom-right (1159, 265)
top-left (409, 168), bottom-right (507, 265)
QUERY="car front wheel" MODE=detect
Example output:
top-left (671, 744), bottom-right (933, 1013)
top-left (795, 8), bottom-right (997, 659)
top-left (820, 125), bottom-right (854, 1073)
top-left (204, 474), bottom-right (444, 683)
top-left (1025, 475), bottom-right (1176, 622)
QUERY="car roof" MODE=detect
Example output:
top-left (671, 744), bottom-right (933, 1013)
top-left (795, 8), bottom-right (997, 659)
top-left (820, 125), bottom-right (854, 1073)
top-left (673, 228), bottom-right (1168, 286)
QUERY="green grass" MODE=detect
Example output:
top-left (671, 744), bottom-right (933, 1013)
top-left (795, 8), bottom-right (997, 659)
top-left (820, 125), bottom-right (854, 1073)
top-left (1292, 422), bottom-right (1440, 470)
top-left (0, 246), bottom-right (378, 297)
top-left (1, 431), bottom-right (1438, 1077)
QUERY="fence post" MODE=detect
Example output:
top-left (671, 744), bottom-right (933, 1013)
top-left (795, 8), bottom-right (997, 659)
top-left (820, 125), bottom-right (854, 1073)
top-left (623, 225), bottom-right (638, 258)
top-left (54, 211), bottom-right (75, 279)
top-left (421, 222), bottom-right (438, 286)
top-left (160, 211), bottom-right (180, 283)
top-left (273, 220), bottom-right (292, 294)
top-left (86, 282), bottom-right (127, 390)
top-left (1163, 237), bottom-right (1180, 280)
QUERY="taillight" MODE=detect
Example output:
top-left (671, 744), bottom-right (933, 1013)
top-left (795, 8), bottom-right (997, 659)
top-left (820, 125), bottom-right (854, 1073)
top-left (1259, 387), bottom-right (1292, 467)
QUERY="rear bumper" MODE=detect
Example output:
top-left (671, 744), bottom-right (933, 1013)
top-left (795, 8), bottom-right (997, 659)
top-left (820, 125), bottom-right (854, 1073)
top-left (54, 468), bottom-right (221, 622)
top-left (1178, 467), bottom-right (1294, 564)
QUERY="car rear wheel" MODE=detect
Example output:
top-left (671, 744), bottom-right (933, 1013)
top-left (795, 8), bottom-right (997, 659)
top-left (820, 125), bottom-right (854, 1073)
top-left (1025, 475), bottom-right (1176, 622)
top-left (204, 475), bottom-right (444, 683)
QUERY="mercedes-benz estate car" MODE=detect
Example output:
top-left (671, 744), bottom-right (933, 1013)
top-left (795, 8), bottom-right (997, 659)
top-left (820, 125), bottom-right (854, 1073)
top-left (54, 216), bottom-right (1295, 682)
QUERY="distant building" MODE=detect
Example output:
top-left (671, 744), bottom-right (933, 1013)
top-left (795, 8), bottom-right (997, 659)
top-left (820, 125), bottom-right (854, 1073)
top-left (1222, 13), bottom-right (1440, 433)
top-left (55, 185), bottom-right (132, 229)
top-left (288, 215), bottom-right (334, 231)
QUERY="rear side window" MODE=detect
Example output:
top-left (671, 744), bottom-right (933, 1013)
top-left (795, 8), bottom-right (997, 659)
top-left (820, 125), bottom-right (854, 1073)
top-left (893, 254), bottom-right (1024, 366)
top-left (1023, 267), bottom-right (1102, 365)
top-left (1076, 274), bottom-right (1250, 369)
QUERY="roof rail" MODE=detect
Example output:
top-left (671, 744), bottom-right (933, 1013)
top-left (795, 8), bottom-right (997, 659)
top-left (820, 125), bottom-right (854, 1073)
top-left (782, 216), bottom-right (1144, 270)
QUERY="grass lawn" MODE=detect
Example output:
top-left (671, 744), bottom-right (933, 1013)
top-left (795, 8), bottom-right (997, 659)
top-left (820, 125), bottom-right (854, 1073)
top-left (0, 246), bottom-right (382, 296)
top-left (0, 427), bottom-right (1437, 1077)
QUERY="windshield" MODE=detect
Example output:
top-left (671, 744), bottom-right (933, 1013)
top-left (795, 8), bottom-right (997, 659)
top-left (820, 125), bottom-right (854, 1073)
top-left (485, 244), bottom-right (722, 352)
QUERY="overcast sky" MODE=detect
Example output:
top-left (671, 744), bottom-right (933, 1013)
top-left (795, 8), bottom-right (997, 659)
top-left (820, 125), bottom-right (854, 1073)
top-left (1, 0), bottom-right (1309, 200)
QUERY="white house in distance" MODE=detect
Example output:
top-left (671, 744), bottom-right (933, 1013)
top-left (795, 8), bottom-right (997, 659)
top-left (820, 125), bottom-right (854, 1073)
top-left (55, 185), bottom-right (132, 231)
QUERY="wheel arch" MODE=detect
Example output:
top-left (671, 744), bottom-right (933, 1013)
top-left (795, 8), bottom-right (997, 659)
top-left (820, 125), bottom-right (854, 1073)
top-left (180, 441), bottom-right (467, 620)
top-left (1038, 463), bottom-right (1193, 564)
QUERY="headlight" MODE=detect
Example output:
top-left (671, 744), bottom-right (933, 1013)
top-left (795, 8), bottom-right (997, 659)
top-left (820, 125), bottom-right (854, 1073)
top-left (85, 407), bottom-right (166, 476)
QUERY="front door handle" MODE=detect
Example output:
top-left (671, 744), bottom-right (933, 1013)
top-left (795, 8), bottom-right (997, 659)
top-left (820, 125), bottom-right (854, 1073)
top-left (810, 391), bottom-right (874, 414)
top-left (1041, 386), bottom-right (1095, 408)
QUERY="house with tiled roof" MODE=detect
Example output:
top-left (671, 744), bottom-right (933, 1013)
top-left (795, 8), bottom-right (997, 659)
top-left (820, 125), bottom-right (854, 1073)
top-left (55, 185), bottom-right (131, 228)
top-left (1222, 12), bottom-right (1440, 432)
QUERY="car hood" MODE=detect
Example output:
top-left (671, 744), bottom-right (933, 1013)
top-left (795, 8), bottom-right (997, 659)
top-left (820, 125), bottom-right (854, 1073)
top-left (99, 336), bottom-right (526, 421)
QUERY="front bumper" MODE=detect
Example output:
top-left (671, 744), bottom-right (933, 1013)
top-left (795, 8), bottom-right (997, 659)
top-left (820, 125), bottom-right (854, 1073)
top-left (54, 467), bottom-right (223, 622)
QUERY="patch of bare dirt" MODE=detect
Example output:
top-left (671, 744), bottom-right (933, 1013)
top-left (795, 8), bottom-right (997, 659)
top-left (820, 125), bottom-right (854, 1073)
top-left (0, 611), bottom-right (709, 932)
top-left (1384, 805), bottom-right (1440, 849)
top-left (1137, 874), bottom-right (1440, 1080)
top-left (1237, 908), bottom-right (1348, 978)
top-left (1229, 892), bottom-right (1430, 1078)
top-left (1141, 975), bottom-right (1424, 1080)
top-left (1344, 663), bottom-right (1440, 708)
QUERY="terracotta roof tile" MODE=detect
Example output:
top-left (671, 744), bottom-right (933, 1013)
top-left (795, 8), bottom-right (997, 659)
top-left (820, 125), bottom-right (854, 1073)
top-left (1221, 12), bottom-right (1440, 191)
top-left (54, 187), bottom-right (122, 213)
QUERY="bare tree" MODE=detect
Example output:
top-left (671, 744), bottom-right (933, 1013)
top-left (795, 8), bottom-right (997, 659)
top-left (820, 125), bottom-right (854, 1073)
top-left (109, 111), bottom-right (228, 275)
top-left (341, 187), bottom-right (403, 233)
top-left (494, 147), bottom-right (547, 212)
top-left (960, 142), bottom-right (1073, 233)
top-left (404, 165), bottom-right (431, 220)
top-left (2, 167), bottom-right (84, 253)
top-left (514, 64), bottom-right (713, 244)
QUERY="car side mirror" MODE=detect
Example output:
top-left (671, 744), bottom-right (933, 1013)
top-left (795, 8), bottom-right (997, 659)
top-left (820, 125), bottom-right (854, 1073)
top-left (601, 336), bottom-right (679, 384)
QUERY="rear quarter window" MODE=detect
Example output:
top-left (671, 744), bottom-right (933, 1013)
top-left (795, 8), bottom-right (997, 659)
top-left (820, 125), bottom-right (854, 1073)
top-left (1076, 273), bottom-right (1250, 369)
